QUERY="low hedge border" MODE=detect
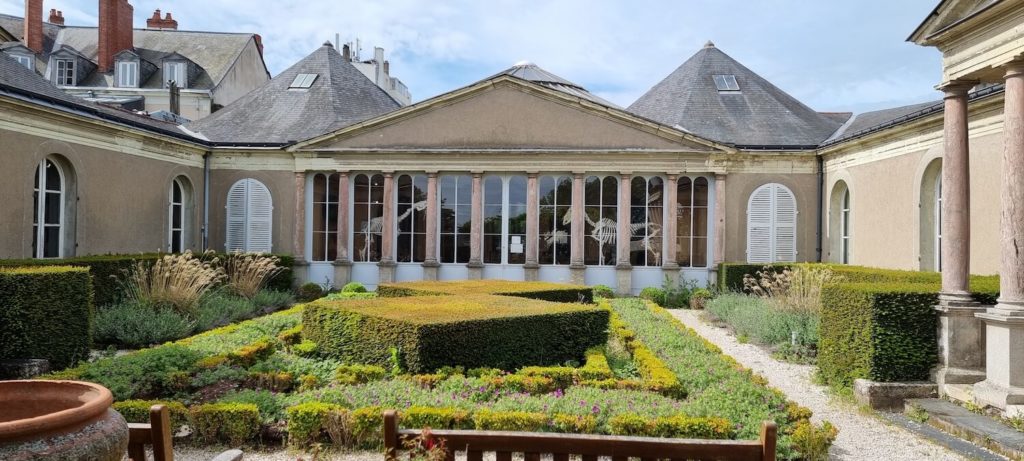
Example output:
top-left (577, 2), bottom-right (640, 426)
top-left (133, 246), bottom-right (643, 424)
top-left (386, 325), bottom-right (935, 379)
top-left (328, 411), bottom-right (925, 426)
top-left (377, 280), bottom-right (594, 304)
top-left (604, 300), bottom-right (685, 398)
top-left (0, 266), bottom-right (92, 370)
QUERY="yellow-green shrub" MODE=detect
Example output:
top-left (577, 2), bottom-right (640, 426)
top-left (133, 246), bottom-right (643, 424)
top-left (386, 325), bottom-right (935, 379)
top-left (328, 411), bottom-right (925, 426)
top-left (325, 408), bottom-right (353, 447)
top-left (335, 364), bottom-right (387, 385)
top-left (188, 403), bottom-right (260, 445)
top-left (608, 413), bottom-right (650, 436)
top-left (248, 371), bottom-right (293, 392)
top-left (578, 378), bottom-right (644, 391)
top-left (350, 406), bottom-right (383, 447)
top-left (298, 374), bottom-right (321, 392)
top-left (552, 414), bottom-right (597, 433)
top-left (473, 410), bottom-right (548, 431)
top-left (227, 338), bottom-right (276, 367)
top-left (377, 280), bottom-right (593, 303)
top-left (632, 344), bottom-right (686, 398)
top-left (487, 374), bottom-right (556, 394)
top-left (792, 420), bottom-right (839, 461)
top-left (401, 406), bottom-right (472, 430)
top-left (277, 325), bottom-right (302, 345)
top-left (113, 400), bottom-right (189, 429)
top-left (609, 414), bottom-right (733, 439)
top-left (286, 402), bottom-right (341, 447)
top-left (517, 366), bottom-right (576, 389)
top-left (576, 347), bottom-right (614, 380)
top-left (292, 340), bottom-right (318, 358)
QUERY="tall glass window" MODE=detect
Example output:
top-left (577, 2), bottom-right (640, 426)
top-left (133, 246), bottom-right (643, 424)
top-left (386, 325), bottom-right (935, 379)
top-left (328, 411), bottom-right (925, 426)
top-left (32, 158), bottom-right (64, 258)
top-left (841, 188), bottom-right (851, 264)
top-left (353, 173), bottom-right (384, 262)
top-left (169, 177), bottom-right (188, 253)
top-left (935, 175), bottom-right (942, 271)
top-left (483, 176), bottom-right (504, 264)
top-left (312, 173), bottom-right (339, 262)
top-left (440, 175), bottom-right (471, 263)
top-left (584, 176), bottom-right (617, 266)
top-left (539, 175), bottom-right (572, 265)
top-left (397, 174), bottom-right (428, 263)
top-left (507, 176), bottom-right (527, 265)
top-left (676, 176), bottom-right (709, 267)
top-left (630, 176), bottom-right (664, 267)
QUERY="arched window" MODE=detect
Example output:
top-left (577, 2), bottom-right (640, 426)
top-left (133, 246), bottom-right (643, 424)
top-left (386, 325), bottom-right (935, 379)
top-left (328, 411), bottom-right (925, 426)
top-left (397, 174), bottom-right (427, 263)
top-left (311, 173), bottom-right (339, 262)
top-left (539, 175), bottom-right (572, 265)
top-left (676, 176), bottom-right (709, 267)
top-left (935, 176), bottom-right (942, 271)
top-left (630, 176), bottom-right (664, 267)
top-left (584, 176), bottom-right (617, 266)
top-left (828, 181), bottom-right (851, 264)
top-left (168, 176), bottom-right (193, 253)
top-left (746, 183), bottom-right (797, 263)
top-left (353, 173), bottom-right (384, 262)
top-left (439, 175), bottom-right (471, 263)
top-left (225, 178), bottom-right (273, 253)
top-left (919, 159), bottom-right (942, 271)
top-left (32, 158), bottom-right (66, 258)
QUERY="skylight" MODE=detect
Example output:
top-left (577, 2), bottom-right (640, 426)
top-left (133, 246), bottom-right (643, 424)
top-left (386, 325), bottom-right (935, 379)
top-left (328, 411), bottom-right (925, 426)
top-left (289, 73), bottom-right (318, 89)
top-left (713, 74), bottom-right (739, 92)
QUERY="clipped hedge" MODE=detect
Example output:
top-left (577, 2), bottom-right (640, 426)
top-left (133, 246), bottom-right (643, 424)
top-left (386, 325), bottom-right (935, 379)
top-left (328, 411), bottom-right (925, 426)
top-left (303, 295), bottom-right (608, 372)
top-left (0, 266), bottom-right (92, 369)
top-left (0, 253), bottom-right (294, 306)
top-left (189, 402), bottom-right (261, 446)
top-left (819, 283), bottom-right (941, 387)
top-left (377, 280), bottom-right (593, 304)
top-left (113, 400), bottom-right (189, 429)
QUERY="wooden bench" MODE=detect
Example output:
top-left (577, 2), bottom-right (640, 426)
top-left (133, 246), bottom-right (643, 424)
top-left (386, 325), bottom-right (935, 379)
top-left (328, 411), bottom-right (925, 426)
top-left (383, 410), bottom-right (777, 461)
top-left (127, 404), bottom-right (174, 461)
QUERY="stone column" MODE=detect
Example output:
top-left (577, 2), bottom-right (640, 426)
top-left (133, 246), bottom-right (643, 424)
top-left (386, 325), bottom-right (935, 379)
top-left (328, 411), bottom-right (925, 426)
top-left (975, 64), bottom-right (1024, 414)
top-left (934, 81), bottom-right (986, 388)
top-left (468, 172), bottom-right (484, 279)
top-left (616, 173), bottom-right (632, 295)
top-left (292, 172), bottom-right (308, 286)
top-left (378, 172), bottom-right (396, 284)
top-left (570, 172), bottom-right (586, 285)
top-left (524, 173), bottom-right (540, 281)
top-left (423, 172), bottom-right (440, 280)
top-left (333, 171), bottom-right (352, 287)
top-left (713, 174), bottom-right (727, 285)
top-left (663, 174), bottom-right (680, 285)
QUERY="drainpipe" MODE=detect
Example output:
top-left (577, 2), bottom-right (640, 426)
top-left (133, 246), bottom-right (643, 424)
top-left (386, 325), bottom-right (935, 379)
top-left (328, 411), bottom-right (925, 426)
top-left (815, 155), bottom-right (824, 262)
top-left (202, 152), bottom-right (210, 251)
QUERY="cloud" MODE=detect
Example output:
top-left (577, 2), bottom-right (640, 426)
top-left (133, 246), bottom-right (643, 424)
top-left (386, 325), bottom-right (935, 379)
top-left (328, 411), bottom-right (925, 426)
top-left (0, 0), bottom-right (943, 112)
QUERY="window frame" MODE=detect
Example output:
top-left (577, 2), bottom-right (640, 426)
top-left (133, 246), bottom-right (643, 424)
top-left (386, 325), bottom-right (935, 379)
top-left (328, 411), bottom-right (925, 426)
top-left (12, 54), bottom-right (33, 70)
top-left (225, 178), bottom-right (274, 253)
top-left (629, 175), bottom-right (665, 267)
top-left (438, 174), bottom-right (472, 264)
top-left (163, 61), bottom-right (187, 88)
top-left (168, 177), bottom-right (186, 253)
top-left (935, 173), bottom-right (942, 271)
top-left (675, 175), bottom-right (710, 268)
top-left (311, 172), bottom-right (340, 262)
top-left (746, 183), bottom-right (798, 263)
top-left (396, 173), bottom-right (428, 264)
top-left (32, 158), bottom-right (65, 259)
top-left (583, 175), bottom-right (618, 266)
top-left (538, 175), bottom-right (573, 266)
top-left (116, 60), bottom-right (139, 87)
top-left (55, 58), bottom-right (75, 86)
top-left (840, 188), bottom-right (851, 264)
top-left (352, 173), bottom-right (385, 263)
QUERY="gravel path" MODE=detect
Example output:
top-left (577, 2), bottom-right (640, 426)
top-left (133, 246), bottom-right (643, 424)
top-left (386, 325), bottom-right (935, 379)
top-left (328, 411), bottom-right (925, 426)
top-left (668, 309), bottom-right (965, 461)
top-left (174, 447), bottom-right (379, 460)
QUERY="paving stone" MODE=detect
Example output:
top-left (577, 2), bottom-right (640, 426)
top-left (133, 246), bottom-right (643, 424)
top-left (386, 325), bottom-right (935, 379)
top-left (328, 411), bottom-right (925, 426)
top-left (907, 398), bottom-right (1024, 460)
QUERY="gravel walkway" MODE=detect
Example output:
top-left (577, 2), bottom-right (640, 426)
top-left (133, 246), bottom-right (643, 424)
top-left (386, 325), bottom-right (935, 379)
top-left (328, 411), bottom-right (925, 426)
top-left (174, 447), bottom-right (379, 460)
top-left (668, 309), bottom-right (965, 461)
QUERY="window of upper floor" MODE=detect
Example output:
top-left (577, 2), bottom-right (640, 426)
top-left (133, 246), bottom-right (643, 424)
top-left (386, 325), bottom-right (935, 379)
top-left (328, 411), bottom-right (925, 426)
top-left (11, 54), bottom-right (33, 71)
top-left (55, 59), bottom-right (75, 86)
top-left (164, 61), bottom-right (187, 89)
top-left (116, 60), bottom-right (139, 88)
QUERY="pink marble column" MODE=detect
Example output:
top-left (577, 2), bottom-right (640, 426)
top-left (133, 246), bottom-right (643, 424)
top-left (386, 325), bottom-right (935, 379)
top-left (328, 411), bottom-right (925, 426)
top-left (424, 173), bottom-right (439, 267)
top-left (714, 174), bottom-right (727, 265)
top-left (996, 64), bottom-right (1024, 313)
top-left (940, 82), bottom-right (974, 302)
top-left (663, 174), bottom-right (679, 269)
top-left (469, 172), bottom-right (484, 268)
top-left (380, 172), bottom-right (395, 265)
top-left (335, 172), bottom-right (350, 263)
top-left (525, 173), bottom-right (540, 268)
top-left (570, 172), bottom-right (586, 267)
top-left (293, 172), bottom-right (306, 260)
top-left (617, 173), bottom-right (632, 267)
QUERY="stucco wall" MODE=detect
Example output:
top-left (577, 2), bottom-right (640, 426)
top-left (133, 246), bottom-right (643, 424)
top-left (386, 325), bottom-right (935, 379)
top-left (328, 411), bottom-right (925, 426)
top-left (207, 168), bottom-right (295, 256)
top-left (211, 39), bottom-right (270, 111)
top-left (723, 172), bottom-right (820, 263)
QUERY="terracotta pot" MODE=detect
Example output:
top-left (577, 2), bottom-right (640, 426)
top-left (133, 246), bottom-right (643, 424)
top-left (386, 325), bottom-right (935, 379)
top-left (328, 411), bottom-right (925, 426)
top-left (0, 380), bottom-right (128, 461)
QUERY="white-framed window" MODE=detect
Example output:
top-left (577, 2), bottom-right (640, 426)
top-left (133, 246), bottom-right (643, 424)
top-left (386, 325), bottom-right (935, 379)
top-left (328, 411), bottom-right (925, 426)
top-left (840, 188), bottom-right (851, 264)
top-left (55, 59), bottom-right (75, 86)
top-left (538, 175), bottom-right (572, 265)
top-left (584, 175), bottom-right (617, 266)
top-left (630, 175), bottom-right (664, 267)
top-left (439, 175), bottom-right (471, 264)
top-left (12, 54), bottom-right (33, 70)
top-left (482, 175), bottom-right (527, 265)
top-left (168, 178), bottom-right (186, 253)
top-left (32, 158), bottom-right (65, 258)
top-left (353, 173), bottom-right (384, 262)
top-left (225, 178), bottom-right (273, 253)
top-left (116, 60), bottom-right (138, 87)
top-left (164, 61), bottom-right (187, 88)
top-left (676, 176), bottom-right (710, 268)
top-left (935, 172), bottom-right (942, 271)
top-left (396, 174), bottom-right (427, 263)
top-left (746, 183), bottom-right (797, 263)
top-left (311, 173), bottom-right (339, 262)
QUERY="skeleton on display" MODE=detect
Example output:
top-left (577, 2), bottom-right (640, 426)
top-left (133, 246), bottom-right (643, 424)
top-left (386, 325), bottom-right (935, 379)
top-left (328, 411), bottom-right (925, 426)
top-left (358, 200), bottom-right (427, 261)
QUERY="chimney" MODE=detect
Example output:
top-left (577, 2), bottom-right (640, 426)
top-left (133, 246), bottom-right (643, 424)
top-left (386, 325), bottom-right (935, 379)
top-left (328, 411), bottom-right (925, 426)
top-left (98, 0), bottom-right (134, 72)
top-left (146, 9), bottom-right (177, 30)
top-left (383, 60), bottom-right (390, 75)
top-left (342, 43), bottom-right (350, 61)
top-left (48, 8), bottom-right (65, 26)
top-left (253, 34), bottom-right (264, 58)
top-left (24, 0), bottom-right (43, 53)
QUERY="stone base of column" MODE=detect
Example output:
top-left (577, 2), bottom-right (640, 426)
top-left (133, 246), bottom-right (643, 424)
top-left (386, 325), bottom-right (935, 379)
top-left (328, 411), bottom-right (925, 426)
top-left (378, 261), bottom-right (396, 284)
top-left (615, 264), bottom-right (632, 296)
top-left (422, 260), bottom-right (440, 281)
top-left (569, 263), bottom-right (585, 285)
top-left (523, 263), bottom-right (540, 282)
top-left (331, 259), bottom-right (352, 288)
top-left (467, 261), bottom-right (483, 280)
top-left (662, 264), bottom-right (681, 287)
top-left (291, 259), bottom-right (310, 288)
top-left (973, 309), bottom-right (1024, 412)
top-left (933, 296), bottom-right (987, 386)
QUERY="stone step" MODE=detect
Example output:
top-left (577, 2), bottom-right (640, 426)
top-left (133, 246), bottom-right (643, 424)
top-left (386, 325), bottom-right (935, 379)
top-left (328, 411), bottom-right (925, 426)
top-left (906, 398), bottom-right (1024, 460)
top-left (944, 383), bottom-right (976, 404)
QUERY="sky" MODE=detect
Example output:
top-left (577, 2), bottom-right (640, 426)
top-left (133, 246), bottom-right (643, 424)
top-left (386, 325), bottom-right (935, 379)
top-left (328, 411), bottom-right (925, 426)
top-left (0, 0), bottom-right (944, 114)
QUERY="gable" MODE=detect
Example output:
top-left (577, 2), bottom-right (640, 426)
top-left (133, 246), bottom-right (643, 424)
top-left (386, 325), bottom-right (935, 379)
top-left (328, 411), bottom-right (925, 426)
top-left (310, 82), bottom-right (717, 152)
top-left (910, 0), bottom-right (997, 43)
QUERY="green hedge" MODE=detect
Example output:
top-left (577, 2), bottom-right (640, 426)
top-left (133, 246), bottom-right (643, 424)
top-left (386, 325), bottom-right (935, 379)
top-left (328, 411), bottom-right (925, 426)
top-left (377, 280), bottom-right (594, 304)
top-left (818, 283), bottom-right (941, 387)
top-left (303, 295), bottom-right (608, 373)
top-left (0, 266), bottom-right (93, 369)
top-left (0, 253), bottom-right (295, 306)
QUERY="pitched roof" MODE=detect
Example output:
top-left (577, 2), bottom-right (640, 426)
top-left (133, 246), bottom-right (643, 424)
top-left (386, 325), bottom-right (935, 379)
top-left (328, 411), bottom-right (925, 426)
top-left (627, 41), bottom-right (844, 147)
top-left (490, 61), bottom-right (620, 108)
top-left (189, 42), bottom-right (401, 145)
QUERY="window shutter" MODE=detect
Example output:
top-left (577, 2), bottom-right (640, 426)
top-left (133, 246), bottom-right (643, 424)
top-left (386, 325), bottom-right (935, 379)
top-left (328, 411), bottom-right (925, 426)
top-left (774, 185), bottom-right (797, 262)
top-left (225, 181), bottom-right (248, 252)
top-left (246, 181), bottom-right (273, 253)
top-left (746, 183), bottom-right (797, 263)
top-left (746, 185), bottom-right (773, 263)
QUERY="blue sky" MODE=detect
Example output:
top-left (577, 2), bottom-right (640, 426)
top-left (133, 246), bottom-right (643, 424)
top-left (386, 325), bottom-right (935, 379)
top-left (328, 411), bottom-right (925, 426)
top-left (1, 0), bottom-right (943, 113)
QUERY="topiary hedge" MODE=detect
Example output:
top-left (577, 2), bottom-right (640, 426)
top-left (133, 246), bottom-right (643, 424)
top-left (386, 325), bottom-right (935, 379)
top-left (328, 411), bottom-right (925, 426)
top-left (377, 280), bottom-right (593, 304)
top-left (0, 266), bottom-right (92, 369)
top-left (303, 294), bottom-right (608, 372)
top-left (818, 283), bottom-right (941, 387)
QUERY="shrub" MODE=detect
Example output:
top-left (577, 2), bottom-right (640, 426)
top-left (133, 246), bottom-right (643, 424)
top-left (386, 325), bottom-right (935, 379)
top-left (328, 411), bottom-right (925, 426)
top-left (113, 400), bottom-right (189, 429)
top-left (121, 252), bottom-right (223, 317)
top-left (401, 406), bottom-right (472, 430)
top-left (0, 266), bottom-right (92, 370)
top-left (304, 294), bottom-right (608, 372)
top-left (277, 325), bottom-right (303, 345)
top-left (219, 389), bottom-right (285, 424)
top-left (293, 340), bottom-right (318, 357)
top-left (325, 408), bottom-right (354, 447)
top-left (377, 280), bottom-right (594, 304)
top-left (473, 410), bottom-right (548, 431)
top-left (608, 413), bottom-right (650, 436)
top-left (638, 287), bottom-right (666, 305)
top-left (706, 293), bottom-right (818, 349)
top-left (552, 414), bottom-right (597, 433)
top-left (222, 252), bottom-right (283, 299)
top-left (744, 266), bottom-right (840, 315)
top-left (607, 307), bottom-right (685, 398)
top-left (336, 364), bottom-right (388, 385)
top-left (517, 366), bottom-right (576, 389)
top-left (48, 344), bottom-right (202, 400)
top-left (791, 420), bottom-right (838, 461)
top-left (227, 338), bottom-right (277, 367)
top-left (248, 371), bottom-right (294, 392)
top-left (252, 289), bottom-right (294, 310)
top-left (189, 402), bottom-right (261, 446)
top-left (286, 402), bottom-right (341, 446)
top-left (297, 282), bottom-right (325, 302)
top-left (689, 288), bottom-right (713, 309)
top-left (591, 285), bottom-right (615, 299)
top-left (487, 374), bottom-right (557, 394)
top-left (298, 374), bottom-right (322, 392)
top-left (342, 282), bottom-right (367, 293)
top-left (608, 414), bottom-right (732, 439)
top-left (350, 406), bottom-right (384, 447)
top-left (819, 283), bottom-right (940, 387)
top-left (93, 301), bottom-right (195, 347)
top-left (194, 291), bottom-right (260, 331)
top-left (577, 348), bottom-right (614, 381)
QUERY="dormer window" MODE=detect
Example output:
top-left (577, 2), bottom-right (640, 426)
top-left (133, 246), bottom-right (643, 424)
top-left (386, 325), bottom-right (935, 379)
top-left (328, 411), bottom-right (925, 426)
top-left (164, 61), bottom-right (187, 88)
top-left (713, 74), bottom-right (739, 92)
top-left (55, 59), bottom-right (75, 86)
top-left (116, 60), bottom-right (139, 87)
top-left (12, 54), bottom-right (33, 70)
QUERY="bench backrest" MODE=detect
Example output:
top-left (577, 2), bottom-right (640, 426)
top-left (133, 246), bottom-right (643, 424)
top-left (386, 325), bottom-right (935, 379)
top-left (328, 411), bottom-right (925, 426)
top-left (383, 410), bottom-right (777, 461)
top-left (127, 404), bottom-right (174, 461)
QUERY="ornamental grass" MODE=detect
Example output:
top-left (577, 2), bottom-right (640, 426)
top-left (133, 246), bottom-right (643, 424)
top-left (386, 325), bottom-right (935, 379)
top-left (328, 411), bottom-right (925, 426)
top-left (222, 251), bottom-right (283, 299)
top-left (122, 251), bottom-right (222, 317)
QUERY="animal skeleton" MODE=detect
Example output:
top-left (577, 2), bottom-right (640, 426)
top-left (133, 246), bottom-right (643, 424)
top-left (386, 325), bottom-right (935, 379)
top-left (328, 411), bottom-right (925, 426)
top-left (357, 200), bottom-right (427, 261)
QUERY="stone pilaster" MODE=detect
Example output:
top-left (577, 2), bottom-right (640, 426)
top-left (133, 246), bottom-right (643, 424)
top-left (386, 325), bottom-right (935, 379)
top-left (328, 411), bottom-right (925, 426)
top-left (468, 172), bottom-right (484, 279)
top-left (378, 172), bottom-right (396, 284)
top-left (422, 172), bottom-right (440, 281)
top-left (616, 173), bottom-right (632, 295)
top-left (524, 173), bottom-right (540, 281)
top-left (292, 172), bottom-right (308, 286)
top-left (570, 172), bottom-right (586, 285)
top-left (333, 171), bottom-right (352, 287)
top-left (713, 174), bottom-right (727, 267)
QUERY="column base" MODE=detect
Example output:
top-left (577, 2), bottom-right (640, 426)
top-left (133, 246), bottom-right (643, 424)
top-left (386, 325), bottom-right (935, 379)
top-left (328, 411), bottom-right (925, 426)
top-left (523, 263), bottom-right (540, 281)
top-left (467, 261), bottom-right (483, 280)
top-left (569, 263), bottom-right (585, 285)
top-left (332, 259), bottom-right (352, 288)
top-left (974, 308), bottom-right (1024, 411)
top-left (662, 264), bottom-right (681, 286)
top-left (378, 261), bottom-right (396, 284)
top-left (934, 297), bottom-right (987, 385)
top-left (422, 260), bottom-right (440, 281)
top-left (615, 264), bottom-right (632, 296)
top-left (292, 259), bottom-right (310, 288)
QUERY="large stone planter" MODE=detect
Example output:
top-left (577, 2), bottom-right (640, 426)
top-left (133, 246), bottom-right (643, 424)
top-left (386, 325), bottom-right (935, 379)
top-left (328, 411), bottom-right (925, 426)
top-left (0, 380), bottom-right (128, 461)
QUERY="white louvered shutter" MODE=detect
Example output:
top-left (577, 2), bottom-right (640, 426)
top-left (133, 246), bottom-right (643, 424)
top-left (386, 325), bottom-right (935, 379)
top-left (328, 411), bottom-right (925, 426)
top-left (225, 181), bottom-right (248, 252)
top-left (246, 180), bottom-right (273, 253)
top-left (773, 185), bottom-right (797, 262)
top-left (746, 185), bottom-right (773, 263)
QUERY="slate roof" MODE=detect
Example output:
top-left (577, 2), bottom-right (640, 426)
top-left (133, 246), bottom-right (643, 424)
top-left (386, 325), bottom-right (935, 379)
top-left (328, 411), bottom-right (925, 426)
top-left (491, 62), bottom-right (620, 108)
top-left (0, 52), bottom-right (201, 141)
top-left (628, 42), bottom-right (844, 147)
top-left (188, 43), bottom-right (401, 145)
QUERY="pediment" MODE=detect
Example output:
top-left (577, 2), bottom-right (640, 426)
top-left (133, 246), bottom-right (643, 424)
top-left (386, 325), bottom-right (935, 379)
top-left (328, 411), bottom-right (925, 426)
top-left (298, 78), bottom-right (727, 153)
top-left (910, 0), bottom-right (994, 43)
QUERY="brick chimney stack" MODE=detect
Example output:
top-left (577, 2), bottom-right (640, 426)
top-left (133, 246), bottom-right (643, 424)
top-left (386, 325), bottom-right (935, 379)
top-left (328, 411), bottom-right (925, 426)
top-left (146, 9), bottom-right (177, 30)
top-left (98, 0), bottom-right (134, 72)
top-left (48, 8), bottom-right (65, 26)
top-left (253, 34), bottom-right (264, 58)
top-left (24, 0), bottom-right (43, 53)
top-left (342, 44), bottom-right (350, 61)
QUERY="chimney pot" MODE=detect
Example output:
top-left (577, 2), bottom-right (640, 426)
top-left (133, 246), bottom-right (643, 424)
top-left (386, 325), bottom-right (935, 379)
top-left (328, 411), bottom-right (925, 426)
top-left (146, 6), bottom-right (178, 30)
top-left (342, 44), bottom-right (350, 61)
top-left (24, 0), bottom-right (43, 53)
top-left (383, 60), bottom-right (390, 75)
top-left (47, 8), bottom-right (65, 26)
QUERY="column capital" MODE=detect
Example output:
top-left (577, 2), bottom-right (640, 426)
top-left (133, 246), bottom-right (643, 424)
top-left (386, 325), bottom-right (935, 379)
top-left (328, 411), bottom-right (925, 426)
top-left (426, 171), bottom-right (438, 178)
top-left (1006, 61), bottom-right (1024, 78)
top-left (666, 173), bottom-right (678, 181)
top-left (573, 171), bottom-right (585, 179)
top-left (336, 170), bottom-right (350, 176)
top-left (471, 171), bottom-right (484, 178)
top-left (527, 171), bottom-right (539, 178)
top-left (939, 80), bottom-right (977, 97)
top-left (715, 173), bottom-right (727, 181)
top-left (381, 170), bottom-right (395, 177)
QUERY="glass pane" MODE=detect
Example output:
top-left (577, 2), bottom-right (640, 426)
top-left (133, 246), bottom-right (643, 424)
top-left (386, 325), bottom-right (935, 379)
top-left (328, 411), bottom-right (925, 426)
top-left (31, 224), bottom-right (38, 257)
top-left (693, 208), bottom-right (708, 238)
top-left (34, 164), bottom-right (40, 189)
top-left (677, 177), bottom-right (692, 207)
top-left (631, 177), bottom-right (646, 206)
top-left (43, 226), bottom-right (59, 258)
top-left (397, 204), bottom-right (412, 233)
top-left (693, 237), bottom-right (708, 267)
top-left (33, 190), bottom-right (39, 225)
top-left (585, 176), bottom-right (600, 206)
top-left (327, 206), bottom-right (338, 232)
top-left (414, 175), bottom-right (428, 201)
top-left (370, 174), bottom-right (384, 203)
top-left (484, 177), bottom-right (502, 203)
top-left (484, 235), bottom-right (502, 264)
top-left (456, 234), bottom-right (471, 263)
top-left (456, 176), bottom-right (471, 203)
top-left (603, 177), bottom-right (618, 206)
top-left (677, 237), bottom-right (691, 267)
top-left (694, 177), bottom-right (709, 207)
top-left (172, 180), bottom-right (182, 202)
top-left (440, 176), bottom-right (456, 204)
top-left (44, 192), bottom-right (60, 225)
top-left (354, 174), bottom-right (369, 203)
top-left (440, 235), bottom-right (455, 263)
top-left (508, 205), bottom-right (527, 235)
top-left (678, 207), bottom-right (692, 237)
top-left (313, 231), bottom-right (326, 261)
top-left (456, 205), bottom-right (471, 231)
top-left (397, 234), bottom-right (411, 262)
top-left (327, 231), bottom-right (338, 261)
top-left (557, 177), bottom-right (573, 206)
top-left (314, 174), bottom-right (326, 202)
top-left (539, 177), bottom-right (555, 205)
top-left (441, 205), bottom-right (455, 233)
top-left (313, 201), bottom-right (326, 234)
top-left (172, 204), bottom-right (182, 228)
top-left (413, 233), bottom-right (426, 263)
top-left (398, 175), bottom-right (412, 203)
top-left (327, 173), bottom-right (339, 203)
top-left (484, 205), bottom-right (502, 233)
top-left (509, 176), bottom-right (527, 205)
top-left (507, 234), bottom-right (525, 264)
top-left (45, 160), bottom-right (61, 191)
top-left (171, 230), bottom-right (182, 253)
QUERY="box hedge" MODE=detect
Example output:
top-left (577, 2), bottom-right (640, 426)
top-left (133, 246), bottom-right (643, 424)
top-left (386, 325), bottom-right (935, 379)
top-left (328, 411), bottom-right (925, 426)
top-left (0, 266), bottom-right (92, 369)
top-left (377, 280), bottom-right (594, 304)
top-left (303, 294), bottom-right (608, 372)
top-left (0, 253), bottom-right (294, 306)
top-left (818, 283), bottom-right (942, 387)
